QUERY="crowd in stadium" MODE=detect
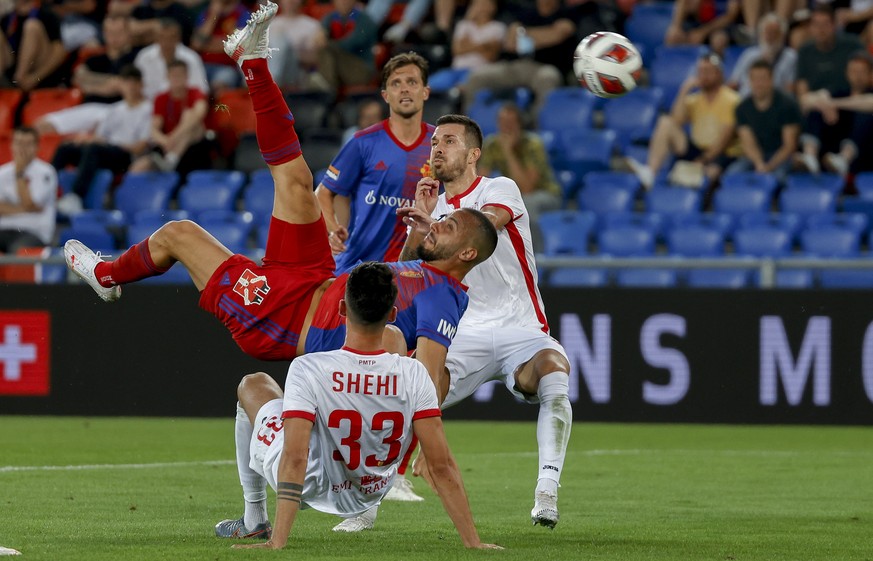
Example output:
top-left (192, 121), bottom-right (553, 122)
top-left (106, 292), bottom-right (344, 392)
top-left (3, 0), bottom-right (873, 288)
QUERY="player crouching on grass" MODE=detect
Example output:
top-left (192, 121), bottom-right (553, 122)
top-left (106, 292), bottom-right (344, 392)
top-left (218, 262), bottom-right (502, 550)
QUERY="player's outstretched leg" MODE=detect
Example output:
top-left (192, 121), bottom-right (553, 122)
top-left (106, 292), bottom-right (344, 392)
top-left (64, 240), bottom-right (122, 302)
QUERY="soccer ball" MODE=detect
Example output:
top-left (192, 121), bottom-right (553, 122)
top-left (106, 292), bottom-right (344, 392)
top-left (573, 31), bottom-right (642, 99)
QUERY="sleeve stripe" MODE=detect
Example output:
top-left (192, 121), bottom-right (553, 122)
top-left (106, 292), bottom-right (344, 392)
top-left (282, 410), bottom-right (316, 422)
top-left (482, 203), bottom-right (519, 221)
top-left (412, 408), bottom-right (442, 420)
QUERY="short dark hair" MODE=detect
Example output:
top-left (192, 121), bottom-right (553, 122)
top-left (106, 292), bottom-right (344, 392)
top-left (749, 58), bottom-right (773, 74)
top-left (13, 126), bottom-right (39, 141)
top-left (811, 3), bottom-right (835, 20)
top-left (167, 59), bottom-right (188, 72)
top-left (345, 262), bottom-right (398, 326)
top-left (119, 64), bottom-right (142, 81)
top-left (381, 52), bottom-right (429, 88)
top-left (457, 208), bottom-right (498, 265)
top-left (849, 50), bottom-right (873, 70)
top-left (435, 114), bottom-right (483, 150)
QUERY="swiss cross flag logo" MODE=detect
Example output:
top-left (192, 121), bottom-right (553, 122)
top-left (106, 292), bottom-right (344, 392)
top-left (0, 311), bottom-right (50, 396)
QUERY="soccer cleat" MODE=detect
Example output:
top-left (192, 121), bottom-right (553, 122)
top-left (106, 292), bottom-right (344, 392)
top-left (64, 240), bottom-right (121, 302)
top-left (223, 1), bottom-right (278, 65)
top-left (383, 474), bottom-right (424, 502)
top-left (332, 505), bottom-right (378, 533)
top-left (530, 491), bottom-right (559, 529)
top-left (214, 516), bottom-right (272, 539)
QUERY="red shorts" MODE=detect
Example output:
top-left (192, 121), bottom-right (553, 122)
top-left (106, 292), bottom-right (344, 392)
top-left (198, 216), bottom-right (335, 360)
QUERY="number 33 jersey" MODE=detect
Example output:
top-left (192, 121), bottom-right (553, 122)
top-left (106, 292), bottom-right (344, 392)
top-left (277, 348), bottom-right (440, 515)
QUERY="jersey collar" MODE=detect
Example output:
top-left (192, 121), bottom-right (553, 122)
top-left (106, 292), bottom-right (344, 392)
top-left (421, 262), bottom-right (468, 291)
top-left (341, 346), bottom-right (387, 355)
top-left (384, 120), bottom-right (430, 152)
top-left (446, 176), bottom-right (483, 209)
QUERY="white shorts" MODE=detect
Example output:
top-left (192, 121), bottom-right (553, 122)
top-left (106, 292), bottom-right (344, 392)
top-left (442, 326), bottom-right (568, 409)
top-left (41, 103), bottom-right (110, 135)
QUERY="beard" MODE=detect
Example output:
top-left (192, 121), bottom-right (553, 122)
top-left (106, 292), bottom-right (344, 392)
top-left (416, 242), bottom-right (453, 263)
top-left (433, 157), bottom-right (465, 183)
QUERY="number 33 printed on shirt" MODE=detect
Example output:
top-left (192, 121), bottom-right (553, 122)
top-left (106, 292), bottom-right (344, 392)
top-left (329, 410), bottom-right (405, 469)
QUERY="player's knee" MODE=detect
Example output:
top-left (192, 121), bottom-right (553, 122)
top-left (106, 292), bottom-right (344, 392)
top-left (151, 220), bottom-right (198, 247)
top-left (532, 349), bottom-right (570, 380)
top-left (237, 371), bottom-right (272, 399)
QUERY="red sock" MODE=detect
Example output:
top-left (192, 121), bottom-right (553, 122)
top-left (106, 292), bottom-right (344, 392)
top-left (397, 435), bottom-right (418, 476)
top-left (241, 58), bottom-right (302, 165)
top-left (93, 238), bottom-right (170, 287)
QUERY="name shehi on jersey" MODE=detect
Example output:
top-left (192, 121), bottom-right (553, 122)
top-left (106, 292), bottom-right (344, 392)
top-left (332, 372), bottom-right (398, 396)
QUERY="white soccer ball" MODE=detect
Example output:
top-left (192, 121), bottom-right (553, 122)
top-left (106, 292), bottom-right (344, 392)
top-left (573, 31), bottom-right (642, 99)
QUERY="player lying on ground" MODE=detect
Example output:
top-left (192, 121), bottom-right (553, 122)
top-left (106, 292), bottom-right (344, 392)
top-left (63, 2), bottom-right (497, 397)
top-left (218, 262), bottom-right (502, 551)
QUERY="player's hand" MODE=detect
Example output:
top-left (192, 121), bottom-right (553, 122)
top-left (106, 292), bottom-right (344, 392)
top-left (414, 177), bottom-right (440, 214)
top-left (397, 206), bottom-right (435, 236)
top-left (328, 226), bottom-right (348, 255)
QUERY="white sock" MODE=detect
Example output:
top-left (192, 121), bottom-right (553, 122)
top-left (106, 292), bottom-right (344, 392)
top-left (535, 373), bottom-right (572, 496)
top-left (235, 402), bottom-right (268, 528)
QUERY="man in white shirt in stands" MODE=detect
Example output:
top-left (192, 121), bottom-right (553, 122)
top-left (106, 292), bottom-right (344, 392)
top-left (134, 18), bottom-right (209, 100)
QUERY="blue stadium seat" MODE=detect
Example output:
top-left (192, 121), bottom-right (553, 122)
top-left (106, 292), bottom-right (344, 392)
top-left (650, 46), bottom-right (699, 108)
top-left (69, 209), bottom-right (125, 230)
top-left (537, 87), bottom-right (598, 137)
top-left (125, 223), bottom-right (157, 246)
top-left (555, 169), bottom-right (580, 202)
top-left (177, 180), bottom-right (244, 215)
top-left (806, 212), bottom-right (868, 236)
top-left (733, 226), bottom-right (793, 257)
top-left (255, 221), bottom-right (270, 250)
top-left (204, 222), bottom-right (251, 254)
top-left (113, 172), bottom-right (179, 217)
top-left (774, 269), bottom-right (815, 289)
top-left (248, 168), bottom-right (274, 189)
top-left (185, 170), bottom-right (247, 192)
top-left (671, 212), bottom-right (734, 238)
top-left (819, 270), bottom-right (873, 288)
top-left (602, 87), bottom-right (661, 150)
top-left (624, 3), bottom-right (674, 61)
top-left (243, 180), bottom-right (274, 223)
top-left (198, 209), bottom-right (255, 230)
top-left (601, 212), bottom-right (664, 239)
top-left (840, 197), bottom-right (873, 236)
top-left (720, 171), bottom-right (779, 196)
top-left (800, 226), bottom-right (860, 258)
top-left (555, 129), bottom-right (615, 176)
top-left (467, 98), bottom-right (502, 137)
top-left (779, 186), bottom-right (836, 218)
top-left (548, 267), bottom-right (608, 287)
top-left (646, 187), bottom-right (702, 221)
top-left (597, 225), bottom-right (655, 256)
top-left (577, 182), bottom-right (634, 219)
top-left (738, 212), bottom-right (803, 242)
top-left (713, 185), bottom-right (770, 219)
top-left (132, 209), bottom-right (190, 226)
top-left (40, 248), bottom-right (68, 284)
top-left (616, 268), bottom-right (678, 288)
top-left (785, 172), bottom-right (844, 195)
top-left (139, 262), bottom-right (192, 285)
top-left (667, 225), bottom-right (725, 256)
top-left (58, 168), bottom-right (114, 209)
top-left (582, 171), bottom-right (640, 195)
top-left (538, 210), bottom-right (596, 255)
top-left (686, 269), bottom-right (750, 288)
top-left (58, 224), bottom-right (115, 250)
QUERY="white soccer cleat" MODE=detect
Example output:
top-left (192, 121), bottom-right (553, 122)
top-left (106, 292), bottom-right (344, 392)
top-left (223, 1), bottom-right (279, 65)
top-left (64, 240), bottom-right (121, 303)
top-left (331, 505), bottom-right (378, 532)
top-left (530, 491), bottom-right (559, 529)
top-left (383, 474), bottom-right (424, 502)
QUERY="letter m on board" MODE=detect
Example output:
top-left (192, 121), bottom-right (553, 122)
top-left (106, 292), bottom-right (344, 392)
top-left (437, 319), bottom-right (457, 340)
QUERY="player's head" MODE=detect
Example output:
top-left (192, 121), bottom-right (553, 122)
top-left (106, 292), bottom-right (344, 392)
top-left (342, 262), bottom-right (399, 328)
top-left (431, 114), bottom-right (483, 183)
top-left (381, 52), bottom-right (430, 119)
top-left (416, 208), bottom-right (497, 269)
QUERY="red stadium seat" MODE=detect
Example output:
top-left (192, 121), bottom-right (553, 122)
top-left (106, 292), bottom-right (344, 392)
top-left (0, 88), bottom-right (23, 130)
top-left (22, 88), bottom-right (83, 125)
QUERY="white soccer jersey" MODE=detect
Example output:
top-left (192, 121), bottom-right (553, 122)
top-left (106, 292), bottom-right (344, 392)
top-left (264, 348), bottom-right (440, 516)
top-left (434, 175), bottom-right (550, 333)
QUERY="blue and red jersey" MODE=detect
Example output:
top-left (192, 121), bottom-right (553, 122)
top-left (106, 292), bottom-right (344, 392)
top-left (305, 260), bottom-right (467, 353)
top-left (321, 120), bottom-right (435, 274)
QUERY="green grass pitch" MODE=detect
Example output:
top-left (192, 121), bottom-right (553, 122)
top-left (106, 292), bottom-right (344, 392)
top-left (1, 417), bottom-right (871, 561)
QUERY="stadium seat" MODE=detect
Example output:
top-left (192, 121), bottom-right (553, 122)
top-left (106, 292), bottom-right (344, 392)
top-left (713, 185), bottom-right (770, 219)
top-left (801, 226), bottom-right (860, 258)
top-left (70, 209), bottom-right (125, 230)
top-left (686, 268), bottom-right (750, 288)
top-left (198, 209), bottom-right (255, 230)
top-left (39, 247), bottom-right (68, 285)
top-left (57, 168), bottom-right (114, 210)
top-left (601, 212), bottom-right (664, 239)
top-left (243, 180), bottom-right (275, 223)
top-left (577, 182), bottom-right (634, 219)
top-left (537, 87), bottom-right (598, 137)
top-left (774, 269), bottom-right (815, 289)
top-left (671, 212), bottom-right (734, 238)
top-left (806, 212), bottom-right (868, 236)
top-left (555, 169), bottom-right (580, 203)
top-left (301, 129), bottom-right (343, 174)
top-left (616, 268), bottom-right (678, 288)
top-left (646, 187), bottom-right (702, 221)
top-left (538, 210), bottom-right (596, 255)
top-left (733, 226), bottom-right (793, 257)
top-left (601, 87), bottom-right (661, 150)
top-left (650, 46), bottom-right (699, 108)
top-left (819, 270), bottom-right (873, 289)
top-left (779, 186), bottom-right (836, 218)
top-left (21, 88), bottom-right (83, 125)
top-left (213, 88), bottom-right (256, 136)
top-left (177, 181), bottom-right (244, 215)
top-left (582, 171), bottom-right (640, 195)
top-left (624, 3), bottom-right (674, 60)
top-left (0, 88), bottom-right (22, 130)
top-left (138, 262), bottom-right (192, 285)
top-left (126, 223), bottom-right (158, 247)
top-left (233, 133), bottom-right (268, 174)
top-left (597, 225), bottom-right (655, 256)
top-left (667, 225), bottom-right (725, 257)
top-left (842, 197), bottom-right (873, 235)
top-left (422, 90), bottom-right (459, 124)
top-left (785, 172), bottom-right (844, 195)
top-left (555, 129), bottom-right (615, 177)
top-left (58, 224), bottom-right (116, 250)
top-left (720, 171), bottom-right (779, 196)
top-left (467, 97), bottom-right (502, 137)
top-left (738, 212), bottom-right (803, 242)
top-left (185, 170), bottom-right (247, 192)
top-left (547, 267), bottom-right (608, 287)
top-left (283, 91), bottom-right (332, 134)
top-left (132, 209), bottom-right (191, 227)
top-left (113, 172), bottom-right (179, 217)
top-left (855, 172), bottom-right (873, 200)
top-left (202, 222), bottom-right (251, 254)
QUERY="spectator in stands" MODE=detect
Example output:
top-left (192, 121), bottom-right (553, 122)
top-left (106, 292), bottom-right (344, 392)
top-left (35, 15), bottom-right (139, 137)
top-left (0, 0), bottom-right (68, 91)
top-left (366, 0), bottom-right (436, 43)
top-left (799, 50), bottom-right (873, 178)
top-left (477, 102), bottom-right (560, 232)
top-left (738, 0), bottom-right (806, 39)
top-left (52, 0), bottom-right (104, 51)
top-left (462, 0), bottom-right (577, 116)
top-left (0, 127), bottom-right (57, 252)
top-left (627, 52), bottom-right (740, 190)
top-left (309, 0), bottom-right (379, 95)
top-left (665, 0), bottom-right (741, 49)
top-left (191, 0), bottom-right (250, 93)
top-left (451, 0), bottom-right (505, 75)
top-left (726, 59), bottom-right (801, 183)
top-left (129, 0), bottom-right (195, 46)
top-left (130, 59), bottom-right (210, 174)
top-left (341, 97), bottom-right (384, 145)
top-left (134, 18), bottom-right (209, 100)
top-left (836, 1), bottom-right (873, 39)
top-left (267, 0), bottom-right (321, 89)
top-left (729, 13), bottom-right (796, 98)
top-left (52, 65), bottom-right (152, 214)
top-left (796, 4), bottom-right (864, 100)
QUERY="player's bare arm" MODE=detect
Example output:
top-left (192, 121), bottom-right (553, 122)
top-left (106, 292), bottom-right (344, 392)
top-left (414, 336), bottom-right (450, 404)
top-left (315, 183), bottom-right (350, 254)
top-left (233, 418), bottom-right (313, 550)
top-left (413, 416), bottom-right (503, 550)
top-left (479, 204), bottom-right (512, 232)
